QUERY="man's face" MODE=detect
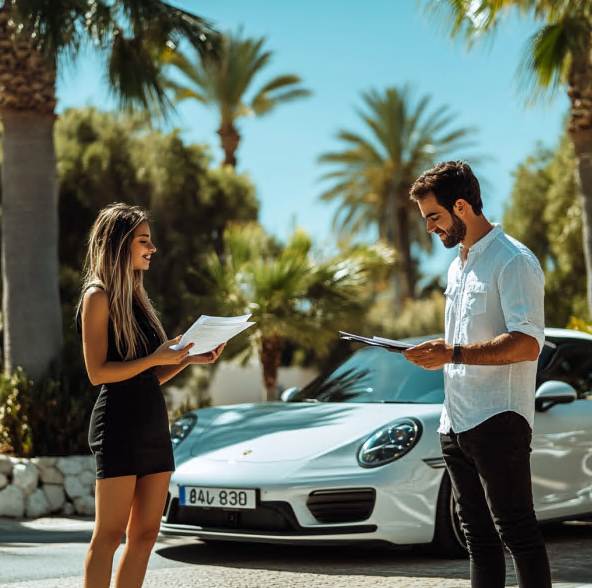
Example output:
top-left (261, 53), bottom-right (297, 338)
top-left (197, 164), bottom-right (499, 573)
top-left (416, 192), bottom-right (467, 249)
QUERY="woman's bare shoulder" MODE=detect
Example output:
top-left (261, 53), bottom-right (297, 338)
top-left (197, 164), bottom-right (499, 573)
top-left (83, 287), bottom-right (109, 315)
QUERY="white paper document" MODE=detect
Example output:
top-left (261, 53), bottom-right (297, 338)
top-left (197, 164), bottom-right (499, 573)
top-left (338, 331), bottom-right (413, 353)
top-left (172, 314), bottom-right (255, 356)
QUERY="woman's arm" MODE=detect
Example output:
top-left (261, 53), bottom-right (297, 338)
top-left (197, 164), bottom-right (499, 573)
top-left (154, 344), bottom-right (226, 385)
top-left (81, 288), bottom-right (189, 385)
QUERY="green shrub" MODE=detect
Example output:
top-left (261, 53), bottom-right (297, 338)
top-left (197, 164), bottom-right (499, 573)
top-left (368, 291), bottom-right (446, 339)
top-left (0, 365), bottom-right (96, 457)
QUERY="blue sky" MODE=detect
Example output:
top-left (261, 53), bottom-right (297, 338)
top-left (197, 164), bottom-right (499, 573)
top-left (56, 0), bottom-right (568, 281)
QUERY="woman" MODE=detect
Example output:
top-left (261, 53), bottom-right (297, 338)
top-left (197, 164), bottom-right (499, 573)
top-left (76, 203), bottom-right (224, 588)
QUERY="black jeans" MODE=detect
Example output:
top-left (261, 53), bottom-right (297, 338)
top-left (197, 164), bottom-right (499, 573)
top-left (440, 411), bottom-right (551, 588)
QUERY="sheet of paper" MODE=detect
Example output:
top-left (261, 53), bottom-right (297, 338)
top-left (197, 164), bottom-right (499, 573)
top-left (338, 331), bottom-right (413, 353)
top-left (172, 314), bottom-right (255, 356)
top-left (372, 336), bottom-right (414, 350)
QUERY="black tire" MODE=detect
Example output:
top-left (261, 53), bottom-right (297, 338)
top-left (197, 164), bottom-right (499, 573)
top-left (431, 471), bottom-right (468, 558)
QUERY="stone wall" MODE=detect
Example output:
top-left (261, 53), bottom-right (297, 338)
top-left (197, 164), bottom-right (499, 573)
top-left (0, 455), bottom-right (95, 518)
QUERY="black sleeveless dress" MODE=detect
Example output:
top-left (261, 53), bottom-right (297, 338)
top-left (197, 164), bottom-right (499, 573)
top-left (79, 292), bottom-right (175, 480)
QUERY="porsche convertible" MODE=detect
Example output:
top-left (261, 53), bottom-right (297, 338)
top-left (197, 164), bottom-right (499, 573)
top-left (160, 328), bottom-right (592, 556)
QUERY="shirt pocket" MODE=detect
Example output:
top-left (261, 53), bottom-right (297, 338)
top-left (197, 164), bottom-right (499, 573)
top-left (464, 280), bottom-right (489, 316)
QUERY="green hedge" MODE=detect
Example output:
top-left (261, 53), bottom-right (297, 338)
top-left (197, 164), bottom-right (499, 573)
top-left (0, 366), bottom-right (96, 457)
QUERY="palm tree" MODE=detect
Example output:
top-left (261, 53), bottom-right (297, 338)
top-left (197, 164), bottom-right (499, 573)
top-left (162, 29), bottom-right (311, 167)
top-left (319, 85), bottom-right (479, 304)
top-left (427, 0), bottom-right (592, 317)
top-left (203, 222), bottom-right (394, 401)
top-left (0, 1), bottom-right (217, 380)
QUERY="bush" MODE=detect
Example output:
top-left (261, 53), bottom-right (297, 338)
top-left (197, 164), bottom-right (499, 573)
top-left (368, 291), bottom-right (446, 339)
top-left (0, 365), bottom-right (96, 457)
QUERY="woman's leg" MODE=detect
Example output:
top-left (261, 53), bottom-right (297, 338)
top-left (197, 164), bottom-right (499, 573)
top-left (114, 471), bottom-right (171, 588)
top-left (84, 476), bottom-right (137, 588)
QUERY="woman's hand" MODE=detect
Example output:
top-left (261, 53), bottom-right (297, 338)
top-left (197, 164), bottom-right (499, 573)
top-left (186, 343), bottom-right (226, 364)
top-left (151, 335), bottom-right (194, 366)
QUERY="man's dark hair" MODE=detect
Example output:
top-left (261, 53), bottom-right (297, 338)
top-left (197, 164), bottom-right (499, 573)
top-left (410, 160), bottom-right (483, 216)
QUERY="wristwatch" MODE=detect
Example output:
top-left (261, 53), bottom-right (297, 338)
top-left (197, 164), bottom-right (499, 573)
top-left (452, 343), bottom-right (463, 365)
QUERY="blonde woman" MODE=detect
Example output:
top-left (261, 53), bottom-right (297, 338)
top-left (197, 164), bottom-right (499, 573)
top-left (76, 203), bottom-right (224, 588)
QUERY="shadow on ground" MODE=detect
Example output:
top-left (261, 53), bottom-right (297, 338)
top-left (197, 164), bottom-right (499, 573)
top-left (155, 520), bottom-right (592, 585)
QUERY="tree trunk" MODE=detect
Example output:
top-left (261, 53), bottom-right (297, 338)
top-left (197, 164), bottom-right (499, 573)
top-left (260, 335), bottom-right (283, 402)
top-left (397, 204), bottom-right (415, 300)
top-left (1, 110), bottom-right (62, 379)
top-left (217, 120), bottom-right (240, 167)
top-left (568, 30), bottom-right (592, 319)
top-left (570, 127), bottom-right (592, 319)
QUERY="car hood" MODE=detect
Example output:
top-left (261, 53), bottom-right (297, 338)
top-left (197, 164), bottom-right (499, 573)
top-left (189, 401), bottom-right (441, 463)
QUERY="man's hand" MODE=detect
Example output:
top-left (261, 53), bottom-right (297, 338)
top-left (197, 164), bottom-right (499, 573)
top-left (403, 339), bottom-right (452, 370)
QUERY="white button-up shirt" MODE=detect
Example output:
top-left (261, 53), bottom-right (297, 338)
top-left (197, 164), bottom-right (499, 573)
top-left (440, 224), bottom-right (545, 434)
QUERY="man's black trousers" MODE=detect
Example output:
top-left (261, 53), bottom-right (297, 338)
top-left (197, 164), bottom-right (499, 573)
top-left (440, 411), bottom-right (552, 588)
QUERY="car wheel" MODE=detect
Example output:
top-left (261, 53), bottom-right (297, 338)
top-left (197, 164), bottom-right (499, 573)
top-left (432, 471), bottom-right (468, 558)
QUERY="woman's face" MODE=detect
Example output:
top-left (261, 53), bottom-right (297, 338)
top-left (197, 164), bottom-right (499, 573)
top-left (130, 221), bottom-right (156, 271)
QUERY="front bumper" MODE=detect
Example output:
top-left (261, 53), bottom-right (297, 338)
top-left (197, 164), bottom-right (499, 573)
top-left (159, 458), bottom-right (445, 546)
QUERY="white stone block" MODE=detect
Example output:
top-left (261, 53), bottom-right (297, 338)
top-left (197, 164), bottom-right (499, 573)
top-left (31, 457), bottom-right (57, 468)
top-left (61, 501), bottom-right (75, 516)
top-left (0, 473), bottom-right (7, 490)
top-left (74, 495), bottom-right (95, 516)
top-left (38, 466), bottom-right (64, 485)
top-left (83, 456), bottom-right (96, 472)
top-left (57, 456), bottom-right (85, 476)
top-left (64, 475), bottom-right (91, 499)
top-left (0, 485), bottom-right (25, 517)
top-left (0, 455), bottom-right (13, 476)
top-left (43, 484), bottom-right (66, 512)
top-left (79, 470), bottom-right (96, 486)
top-left (25, 488), bottom-right (52, 518)
top-left (12, 462), bottom-right (39, 496)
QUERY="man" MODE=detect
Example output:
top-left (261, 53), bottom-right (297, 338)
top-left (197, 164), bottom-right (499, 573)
top-left (405, 161), bottom-right (551, 588)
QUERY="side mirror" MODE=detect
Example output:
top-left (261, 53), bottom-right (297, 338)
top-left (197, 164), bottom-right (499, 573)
top-left (535, 380), bottom-right (577, 412)
top-left (280, 386), bottom-right (300, 402)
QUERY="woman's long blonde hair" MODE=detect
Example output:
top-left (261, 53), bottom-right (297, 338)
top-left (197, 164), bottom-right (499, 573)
top-left (76, 203), bottom-right (166, 360)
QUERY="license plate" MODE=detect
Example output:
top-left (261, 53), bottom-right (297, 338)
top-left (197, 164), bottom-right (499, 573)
top-left (179, 486), bottom-right (257, 509)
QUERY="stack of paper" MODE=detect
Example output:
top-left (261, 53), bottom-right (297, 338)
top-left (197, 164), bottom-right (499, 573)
top-left (173, 314), bottom-right (255, 356)
top-left (338, 331), bottom-right (413, 353)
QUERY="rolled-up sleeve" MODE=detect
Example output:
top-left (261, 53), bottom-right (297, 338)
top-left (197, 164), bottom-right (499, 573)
top-left (498, 254), bottom-right (545, 352)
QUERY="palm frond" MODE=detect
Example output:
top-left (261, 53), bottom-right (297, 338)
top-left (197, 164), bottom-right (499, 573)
top-left (518, 17), bottom-right (589, 102)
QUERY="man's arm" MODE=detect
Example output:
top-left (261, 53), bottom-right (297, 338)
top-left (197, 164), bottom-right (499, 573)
top-left (403, 332), bottom-right (538, 370)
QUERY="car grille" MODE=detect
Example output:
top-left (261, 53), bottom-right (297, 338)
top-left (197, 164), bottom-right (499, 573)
top-left (306, 488), bottom-right (376, 523)
top-left (163, 497), bottom-right (376, 536)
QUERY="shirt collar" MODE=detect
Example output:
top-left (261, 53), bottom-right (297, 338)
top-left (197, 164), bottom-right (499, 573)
top-left (459, 223), bottom-right (502, 256)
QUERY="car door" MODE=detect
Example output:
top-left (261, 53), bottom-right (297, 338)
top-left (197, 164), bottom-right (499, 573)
top-left (531, 337), bottom-right (592, 520)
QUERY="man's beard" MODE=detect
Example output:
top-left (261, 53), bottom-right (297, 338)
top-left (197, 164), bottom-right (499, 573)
top-left (441, 213), bottom-right (467, 248)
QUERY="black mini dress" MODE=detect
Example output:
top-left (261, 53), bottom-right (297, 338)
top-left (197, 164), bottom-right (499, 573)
top-left (79, 292), bottom-right (175, 480)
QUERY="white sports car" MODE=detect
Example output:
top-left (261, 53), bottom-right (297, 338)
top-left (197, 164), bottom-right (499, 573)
top-left (160, 328), bottom-right (592, 556)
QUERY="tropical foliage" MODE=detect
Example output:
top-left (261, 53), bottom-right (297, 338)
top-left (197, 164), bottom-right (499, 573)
top-left (318, 85), bottom-right (478, 304)
top-left (503, 130), bottom-right (587, 325)
top-left (162, 29), bottom-right (310, 167)
top-left (427, 0), bottom-right (592, 317)
top-left (202, 222), bottom-right (395, 400)
top-left (0, 0), bottom-right (218, 380)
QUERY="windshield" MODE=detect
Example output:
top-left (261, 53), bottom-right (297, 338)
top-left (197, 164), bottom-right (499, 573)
top-left (291, 347), bottom-right (445, 404)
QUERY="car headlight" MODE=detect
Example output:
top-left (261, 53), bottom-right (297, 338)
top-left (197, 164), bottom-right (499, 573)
top-left (357, 418), bottom-right (422, 468)
top-left (170, 413), bottom-right (197, 450)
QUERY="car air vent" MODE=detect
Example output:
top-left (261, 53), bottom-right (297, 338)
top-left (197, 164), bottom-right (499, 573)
top-left (306, 488), bottom-right (376, 524)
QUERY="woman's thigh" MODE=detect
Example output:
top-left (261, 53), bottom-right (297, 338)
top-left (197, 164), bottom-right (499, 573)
top-left (126, 472), bottom-right (171, 542)
top-left (93, 476), bottom-right (137, 543)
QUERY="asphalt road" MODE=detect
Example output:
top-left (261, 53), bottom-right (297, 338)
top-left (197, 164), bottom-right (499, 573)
top-left (1, 517), bottom-right (591, 587)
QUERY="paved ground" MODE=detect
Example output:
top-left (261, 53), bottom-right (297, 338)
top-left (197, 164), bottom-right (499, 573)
top-left (0, 517), bottom-right (591, 587)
